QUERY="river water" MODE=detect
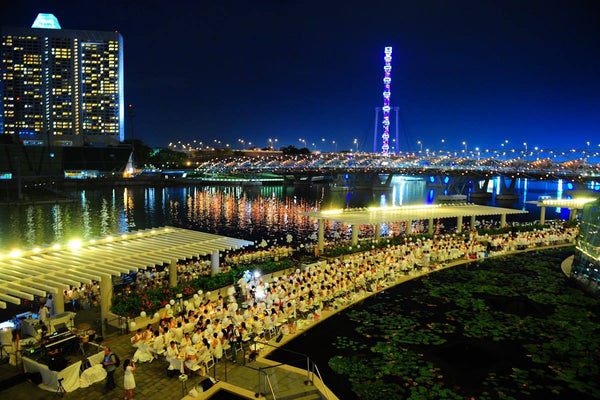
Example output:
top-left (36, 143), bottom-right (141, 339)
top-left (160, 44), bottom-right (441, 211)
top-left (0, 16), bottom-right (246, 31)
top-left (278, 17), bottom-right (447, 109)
top-left (0, 177), bottom-right (574, 250)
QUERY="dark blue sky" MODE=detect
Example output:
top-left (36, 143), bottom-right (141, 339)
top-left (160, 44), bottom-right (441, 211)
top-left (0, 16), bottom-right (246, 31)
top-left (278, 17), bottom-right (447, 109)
top-left (3, 0), bottom-right (599, 150)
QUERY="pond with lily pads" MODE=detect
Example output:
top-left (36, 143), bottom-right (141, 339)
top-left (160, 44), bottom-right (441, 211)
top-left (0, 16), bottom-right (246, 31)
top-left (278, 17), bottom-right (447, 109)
top-left (268, 248), bottom-right (600, 399)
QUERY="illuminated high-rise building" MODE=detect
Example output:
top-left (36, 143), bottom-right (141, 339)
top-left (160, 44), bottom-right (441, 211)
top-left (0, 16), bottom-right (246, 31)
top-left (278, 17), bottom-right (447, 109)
top-left (0, 13), bottom-right (124, 146)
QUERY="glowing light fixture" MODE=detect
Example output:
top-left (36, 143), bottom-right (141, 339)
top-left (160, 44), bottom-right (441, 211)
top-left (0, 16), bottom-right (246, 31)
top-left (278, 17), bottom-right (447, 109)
top-left (31, 13), bottom-right (61, 29)
top-left (89, 239), bottom-right (96, 244)
top-left (106, 236), bottom-right (113, 242)
top-left (52, 244), bottom-right (60, 250)
top-left (68, 239), bottom-right (82, 250)
top-left (381, 46), bottom-right (393, 155)
top-left (121, 234), bottom-right (127, 239)
top-left (9, 249), bottom-right (22, 258)
top-left (33, 247), bottom-right (41, 253)
top-left (322, 209), bottom-right (343, 215)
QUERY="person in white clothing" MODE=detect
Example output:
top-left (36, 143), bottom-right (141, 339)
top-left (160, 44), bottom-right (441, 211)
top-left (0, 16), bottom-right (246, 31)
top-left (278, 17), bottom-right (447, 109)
top-left (39, 304), bottom-right (50, 330)
top-left (123, 359), bottom-right (136, 400)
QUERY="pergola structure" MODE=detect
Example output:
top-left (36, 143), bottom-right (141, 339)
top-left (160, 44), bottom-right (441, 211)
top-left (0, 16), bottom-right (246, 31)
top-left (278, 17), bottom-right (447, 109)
top-left (526, 198), bottom-right (598, 224)
top-left (301, 204), bottom-right (527, 251)
top-left (0, 227), bottom-right (252, 324)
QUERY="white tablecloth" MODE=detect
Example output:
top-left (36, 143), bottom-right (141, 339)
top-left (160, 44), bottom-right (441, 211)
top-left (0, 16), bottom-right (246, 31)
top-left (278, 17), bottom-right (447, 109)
top-left (80, 364), bottom-right (107, 388)
top-left (23, 356), bottom-right (82, 392)
top-left (88, 350), bottom-right (106, 367)
top-left (0, 328), bottom-right (13, 346)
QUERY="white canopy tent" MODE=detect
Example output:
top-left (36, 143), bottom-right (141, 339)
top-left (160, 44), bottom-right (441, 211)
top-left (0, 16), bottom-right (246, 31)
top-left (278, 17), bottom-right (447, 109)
top-left (300, 204), bottom-right (527, 251)
top-left (0, 227), bottom-right (253, 323)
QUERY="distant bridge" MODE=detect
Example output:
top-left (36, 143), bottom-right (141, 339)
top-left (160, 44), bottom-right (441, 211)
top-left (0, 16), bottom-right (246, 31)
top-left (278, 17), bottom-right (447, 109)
top-left (192, 151), bottom-right (600, 183)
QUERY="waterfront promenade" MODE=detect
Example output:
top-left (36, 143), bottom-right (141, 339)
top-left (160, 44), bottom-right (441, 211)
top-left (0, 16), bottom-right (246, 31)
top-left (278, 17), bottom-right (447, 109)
top-left (0, 238), bottom-right (575, 400)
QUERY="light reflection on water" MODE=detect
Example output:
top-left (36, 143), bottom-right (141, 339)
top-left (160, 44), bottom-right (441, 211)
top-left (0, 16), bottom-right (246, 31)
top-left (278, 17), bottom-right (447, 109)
top-left (0, 177), bottom-right (571, 250)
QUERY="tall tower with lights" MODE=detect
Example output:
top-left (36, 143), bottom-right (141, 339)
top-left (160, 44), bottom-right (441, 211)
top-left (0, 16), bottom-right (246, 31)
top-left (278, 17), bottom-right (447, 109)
top-left (381, 46), bottom-right (392, 155)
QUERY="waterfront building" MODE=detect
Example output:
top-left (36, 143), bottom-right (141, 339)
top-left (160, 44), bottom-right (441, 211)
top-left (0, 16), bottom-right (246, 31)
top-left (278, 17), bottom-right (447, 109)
top-left (0, 13), bottom-right (124, 146)
top-left (574, 197), bottom-right (600, 284)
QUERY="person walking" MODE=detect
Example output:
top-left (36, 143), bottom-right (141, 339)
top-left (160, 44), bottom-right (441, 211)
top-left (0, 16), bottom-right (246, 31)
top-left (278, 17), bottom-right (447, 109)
top-left (123, 359), bottom-right (136, 400)
top-left (102, 347), bottom-right (117, 391)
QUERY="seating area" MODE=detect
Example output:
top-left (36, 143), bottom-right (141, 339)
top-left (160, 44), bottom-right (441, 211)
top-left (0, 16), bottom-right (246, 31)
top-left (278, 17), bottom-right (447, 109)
top-left (126, 222), bottom-right (577, 385)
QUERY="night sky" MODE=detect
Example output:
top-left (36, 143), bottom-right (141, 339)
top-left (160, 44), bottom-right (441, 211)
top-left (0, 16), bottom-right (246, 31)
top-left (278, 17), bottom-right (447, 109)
top-left (3, 0), bottom-right (599, 151)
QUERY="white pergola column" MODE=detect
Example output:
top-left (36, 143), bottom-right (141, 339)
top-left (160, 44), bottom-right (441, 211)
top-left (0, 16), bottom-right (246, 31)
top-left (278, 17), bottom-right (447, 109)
top-left (470, 215), bottom-right (476, 231)
top-left (374, 223), bottom-right (381, 239)
top-left (540, 206), bottom-right (546, 225)
top-left (318, 219), bottom-right (325, 252)
top-left (428, 218), bottom-right (434, 234)
top-left (456, 216), bottom-right (463, 233)
top-left (169, 259), bottom-right (178, 287)
top-left (100, 275), bottom-right (113, 324)
top-left (570, 209), bottom-right (577, 221)
top-left (351, 225), bottom-right (359, 246)
top-left (500, 213), bottom-right (507, 227)
top-left (211, 251), bottom-right (220, 276)
top-left (54, 289), bottom-right (65, 314)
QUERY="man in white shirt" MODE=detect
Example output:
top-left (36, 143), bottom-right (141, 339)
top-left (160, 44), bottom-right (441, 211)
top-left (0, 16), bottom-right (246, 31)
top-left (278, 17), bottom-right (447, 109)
top-left (192, 328), bottom-right (203, 344)
top-left (166, 341), bottom-right (179, 362)
top-left (39, 304), bottom-right (50, 330)
top-left (174, 322), bottom-right (184, 342)
top-left (45, 295), bottom-right (55, 316)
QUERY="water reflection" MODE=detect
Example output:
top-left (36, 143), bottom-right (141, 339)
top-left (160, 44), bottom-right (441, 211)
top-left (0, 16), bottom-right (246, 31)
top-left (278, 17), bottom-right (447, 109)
top-left (0, 177), bottom-right (573, 250)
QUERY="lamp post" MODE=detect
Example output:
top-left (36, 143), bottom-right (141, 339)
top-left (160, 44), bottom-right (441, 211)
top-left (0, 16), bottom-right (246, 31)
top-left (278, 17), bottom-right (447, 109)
top-left (332, 140), bottom-right (337, 152)
top-left (353, 138), bottom-right (359, 153)
top-left (417, 140), bottom-right (422, 152)
top-left (462, 141), bottom-right (467, 151)
top-left (523, 142), bottom-right (527, 152)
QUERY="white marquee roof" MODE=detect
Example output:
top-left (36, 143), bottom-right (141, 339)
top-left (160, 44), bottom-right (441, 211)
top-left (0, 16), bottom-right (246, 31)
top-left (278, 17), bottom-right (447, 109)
top-left (300, 204), bottom-right (527, 225)
top-left (0, 227), bottom-right (253, 309)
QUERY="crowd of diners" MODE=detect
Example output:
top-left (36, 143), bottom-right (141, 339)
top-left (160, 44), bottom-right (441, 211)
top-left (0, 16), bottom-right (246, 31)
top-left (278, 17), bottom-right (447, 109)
top-left (224, 245), bottom-right (294, 265)
top-left (127, 222), bottom-right (576, 377)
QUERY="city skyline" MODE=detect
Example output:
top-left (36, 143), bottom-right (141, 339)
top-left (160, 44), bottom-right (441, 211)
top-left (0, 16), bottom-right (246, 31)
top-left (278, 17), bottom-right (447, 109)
top-left (2, 1), bottom-right (599, 151)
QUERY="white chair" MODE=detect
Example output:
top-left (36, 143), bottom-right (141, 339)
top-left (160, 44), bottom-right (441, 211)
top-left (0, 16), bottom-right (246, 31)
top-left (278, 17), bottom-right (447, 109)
top-left (204, 355), bottom-right (215, 373)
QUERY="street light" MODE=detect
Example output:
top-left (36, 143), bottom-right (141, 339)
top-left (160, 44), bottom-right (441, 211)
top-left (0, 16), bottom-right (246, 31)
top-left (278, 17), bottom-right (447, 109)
top-left (523, 142), bottom-right (527, 151)
top-left (462, 141), bottom-right (467, 151)
top-left (353, 138), bottom-right (358, 153)
top-left (332, 140), bottom-right (337, 152)
top-left (417, 140), bottom-right (422, 151)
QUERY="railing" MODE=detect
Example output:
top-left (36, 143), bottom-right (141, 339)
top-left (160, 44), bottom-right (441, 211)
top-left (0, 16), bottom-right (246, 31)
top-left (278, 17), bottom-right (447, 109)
top-left (247, 340), bottom-right (336, 399)
top-left (263, 371), bottom-right (277, 399)
top-left (313, 362), bottom-right (335, 400)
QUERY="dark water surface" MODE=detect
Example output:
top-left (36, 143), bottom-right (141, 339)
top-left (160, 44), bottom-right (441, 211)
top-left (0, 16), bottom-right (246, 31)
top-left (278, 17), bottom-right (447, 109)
top-left (267, 248), bottom-right (600, 400)
top-left (0, 177), bottom-right (572, 250)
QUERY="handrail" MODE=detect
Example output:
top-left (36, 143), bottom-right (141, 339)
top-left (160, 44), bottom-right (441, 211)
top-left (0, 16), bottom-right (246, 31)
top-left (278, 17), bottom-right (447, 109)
top-left (264, 372), bottom-right (277, 400)
top-left (252, 339), bottom-right (335, 399)
top-left (313, 362), bottom-right (334, 400)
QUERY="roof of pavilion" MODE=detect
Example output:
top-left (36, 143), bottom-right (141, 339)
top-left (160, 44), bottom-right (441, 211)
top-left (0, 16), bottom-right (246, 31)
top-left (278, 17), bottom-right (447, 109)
top-left (525, 198), bottom-right (598, 209)
top-left (0, 227), bottom-right (253, 309)
top-left (300, 204), bottom-right (527, 225)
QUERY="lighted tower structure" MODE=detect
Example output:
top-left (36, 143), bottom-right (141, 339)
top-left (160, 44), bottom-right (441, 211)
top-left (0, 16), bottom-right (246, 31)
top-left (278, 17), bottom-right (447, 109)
top-left (381, 46), bottom-right (392, 155)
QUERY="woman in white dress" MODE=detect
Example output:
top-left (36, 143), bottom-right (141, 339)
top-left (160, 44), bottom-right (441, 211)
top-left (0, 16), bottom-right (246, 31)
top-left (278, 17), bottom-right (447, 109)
top-left (123, 359), bottom-right (136, 400)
